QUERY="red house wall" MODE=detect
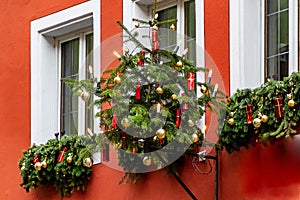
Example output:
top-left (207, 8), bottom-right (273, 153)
top-left (1, 0), bottom-right (300, 199)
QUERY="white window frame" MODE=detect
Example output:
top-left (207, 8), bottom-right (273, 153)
top-left (229, 0), bottom-right (298, 95)
top-left (30, 0), bottom-right (100, 150)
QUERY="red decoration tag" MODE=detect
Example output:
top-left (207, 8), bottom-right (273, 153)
top-left (176, 109), bottom-right (181, 128)
top-left (152, 28), bottom-right (159, 50)
top-left (137, 50), bottom-right (145, 66)
top-left (188, 73), bottom-right (195, 90)
top-left (245, 104), bottom-right (253, 124)
top-left (112, 113), bottom-right (117, 128)
top-left (136, 82), bottom-right (141, 100)
top-left (121, 132), bottom-right (126, 148)
top-left (33, 155), bottom-right (39, 164)
top-left (274, 98), bottom-right (284, 118)
top-left (57, 147), bottom-right (67, 163)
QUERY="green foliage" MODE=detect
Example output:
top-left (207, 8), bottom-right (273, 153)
top-left (219, 72), bottom-right (300, 153)
top-left (19, 135), bottom-right (95, 197)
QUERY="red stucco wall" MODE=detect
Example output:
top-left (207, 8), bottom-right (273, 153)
top-left (2, 0), bottom-right (300, 199)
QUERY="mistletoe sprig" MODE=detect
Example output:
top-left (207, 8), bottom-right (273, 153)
top-left (219, 72), bottom-right (300, 153)
top-left (19, 135), bottom-right (96, 197)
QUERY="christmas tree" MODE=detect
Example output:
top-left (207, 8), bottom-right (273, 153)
top-left (64, 0), bottom-right (224, 182)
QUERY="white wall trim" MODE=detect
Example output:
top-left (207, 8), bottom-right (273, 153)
top-left (289, 0), bottom-right (298, 74)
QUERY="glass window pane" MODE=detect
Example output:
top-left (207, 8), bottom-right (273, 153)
top-left (61, 38), bottom-right (80, 135)
top-left (279, 53), bottom-right (289, 79)
top-left (267, 14), bottom-right (278, 57)
top-left (266, 57), bottom-right (279, 80)
top-left (158, 6), bottom-right (177, 50)
top-left (279, 10), bottom-right (289, 53)
top-left (266, 0), bottom-right (278, 14)
top-left (184, 0), bottom-right (196, 64)
top-left (185, 0), bottom-right (196, 39)
top-left (85, 33), bottom-right (94, 131)
top-left (280, 0), bottom-right (288, 10)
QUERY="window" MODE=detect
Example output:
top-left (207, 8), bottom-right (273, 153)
top-left (123, 0), bottom-right (203, 67)
top-left (59, 32), bottom-right (94, 136)
top-left (229, 0), bottom-right (298, 94)
top-left (265, 0), bottom-right (289, 81)
top-left (31, 0), bottom-right (100, 146)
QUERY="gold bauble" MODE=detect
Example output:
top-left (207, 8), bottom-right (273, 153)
top-left (34, 162), bottom-right (42, 171)
top-left (134, 22), bottom-right (140, 28)
top-left (257, 113), bottom-right (262, 119)
top-left (191, 133), bottom-right (199, 143)
top-left (153, 25), bottom-right (158, 31)
top-left (200, 85), bottom-right (207, 93)
top-left (156, 128), bottom-right (166, 139)
top-left (116, 143), bottom-right (122, 149)
top-left (41, 160), bottom-right (47, 168)
top-left (253, 118), bottom-right (261, 128)
top-left (83, 158), bottom-right (93, 168)
top-left (171, 94), bottom-right (178, 101)
top-left (156, 87), bottom-right (164, 94)
top-left (81, 91), bottom-right (91, 102)
top-left (261, 115), bottom-right (269, 123)
top-left (143, 156), bottom-right (152, 166)
top-left (176, 60), bottom-right (183, 67)
top-left (187, 120), bottom-right (195, 127)
top-left (121, 118), bottom-right (130, 128)
top-left (66, 156), bottom-right (72, 164)
top-left (170, 24), bottom-right (176, 31)
top-left (288, 99), bottom-right (295, 107)
top-left (114, 76), bottom-right (121, 84)
top-left (287, 93), bottom-right (292, 99)
top-left (124, 48), bottom-right (129, 54)
top-left (227, 118), bottom-right (234, 125)
top-left (229, 112), bottom-right (235, 117)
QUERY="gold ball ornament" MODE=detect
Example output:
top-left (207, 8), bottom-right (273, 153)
top-left (253, 118), bottom-right (261, 128)
top-left (187, 120), bottom-right (195, 127)
top-left (34, 162), bottom-right (42, 171)
top-left (288, 99), bottom-right (295, 107)
top-left (229, 112), bottom-right (235, 117)
top-left (170, 24), bottom-right (176, 31)
top-left (83, 158), bottom-right (93, 168)
top-left (116, 142), bottom-right (122, 149)
top-left (156, 87), bottom-right (164, 94)
top-left (200, 85), bottom-right (207, 93)
top-left (261, 115), bottom-right (269, 123)
top-left (176, 60), bottom-right (183, 67)
top-left (156, 128), bottom-right (166, 139)
top-left (114, 76), bottom-right (121, 84)
top-left (153, 25), bottom-right (158, 31)
top-left (227, 118), bottom-right (234, 125)
top-left (121, 118), bottom-right (130, 128)
top-left (81, 91), bottom-right (91, 102)
top-left (143, 156), bottom-right (152, 166)
top-left (287, 93), bottom-right (292, 99)
top-left (124, 48), bottom-right (129, 54)
top-left (41, 160), bottom-right (47, 168)
top-left (191, 133), bottom-right (199, 143)
top-left (134, 22), bottom-right (140, 28)
top-left (257, 113), bottom-right (262, 119)
top-left (66, 156), bottom-right (72, 164)
top-left (171, 94), bottom-right (178, 101)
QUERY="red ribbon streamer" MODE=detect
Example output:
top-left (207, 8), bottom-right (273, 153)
top-left (188, 73), bottom-right (195, 90)
top-left (112, 113), bottom-right (117, 128)
top-left (245, 104), bottom-right (253, 124)
top-left (152, 28), bottom-right (159, 50)
top-left (57, 147), bottom-right (67, 163)
top-left (33, 155), bottom-right (39, 164)
top-left (176, 109), bottom-right (181, 128)
top-left (136, 82), bottom-right (141, 100)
